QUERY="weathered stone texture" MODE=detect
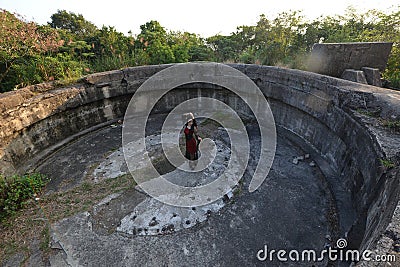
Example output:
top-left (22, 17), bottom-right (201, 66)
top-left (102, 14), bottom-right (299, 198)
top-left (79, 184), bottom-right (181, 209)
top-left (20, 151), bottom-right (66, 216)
top-left (362, 67), bottom-right (383, 87)
top-left (307, 42), bottom-right (393, 78)
top-left (0, 63), bottom-right (399, 263)
top-left (341, 69), bottom-right (368, 84)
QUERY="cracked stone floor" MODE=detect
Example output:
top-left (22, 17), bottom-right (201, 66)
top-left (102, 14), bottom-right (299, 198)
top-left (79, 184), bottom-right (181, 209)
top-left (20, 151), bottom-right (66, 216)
top-left (4, 115), bottom-right (341, 266)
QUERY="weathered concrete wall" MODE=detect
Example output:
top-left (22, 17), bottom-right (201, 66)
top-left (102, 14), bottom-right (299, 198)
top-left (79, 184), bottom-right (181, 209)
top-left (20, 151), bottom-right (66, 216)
top-left (307, 42), bottom-right (393, 78)
top-left (0, 63), bottom-right (399, 260)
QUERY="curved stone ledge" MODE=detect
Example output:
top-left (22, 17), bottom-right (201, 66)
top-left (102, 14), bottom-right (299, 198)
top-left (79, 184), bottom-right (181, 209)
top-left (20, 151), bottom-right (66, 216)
top-left (0, 63), bottom-right (399, 259)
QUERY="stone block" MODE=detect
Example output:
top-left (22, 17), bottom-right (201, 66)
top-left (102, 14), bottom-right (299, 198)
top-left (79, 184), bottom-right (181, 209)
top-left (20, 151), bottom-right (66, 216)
top-left (307, 42), bottom-right (393, 77)
top-left (341, 69), bottom-right (368, 84)
top-left (361, 67), bottom-right (382, 87)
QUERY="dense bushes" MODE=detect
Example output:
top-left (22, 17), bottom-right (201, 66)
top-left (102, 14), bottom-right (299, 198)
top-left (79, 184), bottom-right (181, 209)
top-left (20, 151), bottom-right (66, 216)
top-left (3, 53), bottom-right (88, 89)
top-left (206, 8), bottom-right (400, 88)
top-left (0, 173), bottom-right (48, 222)
top-left (0, 7), bottom-right (399, 92)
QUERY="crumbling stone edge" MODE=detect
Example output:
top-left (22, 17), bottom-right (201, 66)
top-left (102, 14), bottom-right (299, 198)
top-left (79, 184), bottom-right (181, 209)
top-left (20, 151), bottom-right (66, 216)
top-left (0, 63), bottom-right (399, 265)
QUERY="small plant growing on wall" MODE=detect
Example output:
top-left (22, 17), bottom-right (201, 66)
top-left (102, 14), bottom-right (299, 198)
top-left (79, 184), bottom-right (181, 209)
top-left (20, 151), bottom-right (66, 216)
top-left (380, 158), bottom-right (396, 169)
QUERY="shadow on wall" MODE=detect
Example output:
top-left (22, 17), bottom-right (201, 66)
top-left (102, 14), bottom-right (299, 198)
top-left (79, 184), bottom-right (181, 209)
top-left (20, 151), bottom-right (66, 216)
top-left (0, 63), bottom-right (399, 259)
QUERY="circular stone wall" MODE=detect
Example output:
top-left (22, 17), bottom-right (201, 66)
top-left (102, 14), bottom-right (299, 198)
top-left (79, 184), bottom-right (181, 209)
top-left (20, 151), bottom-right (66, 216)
top-left (0, 63), bottom-right (399, 264)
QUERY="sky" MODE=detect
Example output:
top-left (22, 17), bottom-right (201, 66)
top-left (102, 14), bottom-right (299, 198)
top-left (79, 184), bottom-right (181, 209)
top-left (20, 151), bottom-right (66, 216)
top-left (1, 0), bottom-right (399, 37)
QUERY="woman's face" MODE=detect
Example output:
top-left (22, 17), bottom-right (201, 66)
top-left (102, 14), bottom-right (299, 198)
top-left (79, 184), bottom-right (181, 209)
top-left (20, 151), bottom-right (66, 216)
top-left (187, 119), bottom-right (193, 126)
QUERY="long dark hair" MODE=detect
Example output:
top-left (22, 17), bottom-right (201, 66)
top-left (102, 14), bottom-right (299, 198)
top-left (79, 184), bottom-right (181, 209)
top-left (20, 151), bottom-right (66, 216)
top-left (185, 118), bottom-right (197, 128)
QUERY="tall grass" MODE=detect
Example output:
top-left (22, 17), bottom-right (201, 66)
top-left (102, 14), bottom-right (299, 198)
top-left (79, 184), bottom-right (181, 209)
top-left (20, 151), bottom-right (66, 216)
top-left (90, 53), bottom-right (137, 72)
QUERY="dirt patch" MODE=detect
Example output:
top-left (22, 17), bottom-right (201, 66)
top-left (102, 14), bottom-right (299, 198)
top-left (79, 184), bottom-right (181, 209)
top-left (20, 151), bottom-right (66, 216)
top-left (0, 174), bottom-right (136, 264)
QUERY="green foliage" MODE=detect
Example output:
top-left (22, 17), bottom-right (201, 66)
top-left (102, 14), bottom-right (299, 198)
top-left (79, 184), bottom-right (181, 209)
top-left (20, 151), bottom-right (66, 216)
top-left (207, 35), bottom-right (238, 62)
top-left (49, 10), bottom-right (97, 39)
top-left (0, 173), bottom-right (48, 221)
top-left (90, 26), bottom-right (133, 58)
top-left (2, 53), bottom-right (88, 91)
top-left (168, 31), bottom-right (212, 62)
top-left (0, 9), bottom-right (63, 91)
top-left (90, 54), bottom-right (134, 72)
top-left (136, 20), bottom-right (168, 47)
top-left (188, 44), bottom-right (214, 61)
top-left (0, 7), bottom-right (399, 92)
top-left (381, 119), bottom-right (400, 131)
top-left (0, 10), bottom-right (61, 61)
top-left (207, 7), bottom-right (400, 75)
top-left (380, 159), bottom-right (396, 168)
top-left (356, 108), bottom-right (380, 117)
top-left (135, 20), bottom-right (174, 64)
top-left (147, 40), bottom-right (175, 64)
top-left (59, 40), bottom-right (94, 61)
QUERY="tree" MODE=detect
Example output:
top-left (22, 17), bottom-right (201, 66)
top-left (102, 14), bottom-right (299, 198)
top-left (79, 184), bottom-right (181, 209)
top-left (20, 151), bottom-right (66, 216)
top-left (49, 10), bottom-right (98, 39)
top-left (90, 26), bottom-right (131, 57)
top-left (87, 26), bottom-right (135, 71)
top-left (362, 8), bottom-right (400, 88)
top-left (168, 31), bottom-right (213, 62)
top-left (0, 9), bottom-right (62, 91)
top-left (251, 11), bottom-right (306, 65)
top-left (136, 20), bottom-right (168, 48)
top-left (207, 35), bottom-right (239, 62)
top-left (136, 21), bottom-right (175, 64)
top-left (59, 40), bottom-right (93, 61)
top-left (1, 7), bottom-right (399, 92)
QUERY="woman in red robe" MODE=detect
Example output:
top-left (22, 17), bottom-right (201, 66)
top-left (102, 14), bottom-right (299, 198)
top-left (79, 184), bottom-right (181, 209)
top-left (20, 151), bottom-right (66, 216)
top-left (184, 113), bottom-right (200, 161)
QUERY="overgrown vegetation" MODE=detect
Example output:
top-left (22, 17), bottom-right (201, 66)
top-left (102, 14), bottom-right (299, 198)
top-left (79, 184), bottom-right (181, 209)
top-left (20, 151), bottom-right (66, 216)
top-left (0, 173), bottom-right (48, 222)
top-left (0, 173), bottom-right (136, 262)
top-left (0, 7), bottom-right (399, 92)
top-left (381, 119), bottom-right (400, 131)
